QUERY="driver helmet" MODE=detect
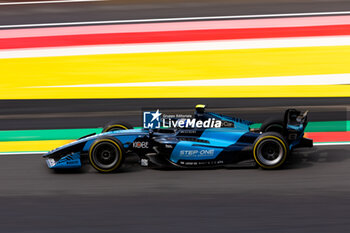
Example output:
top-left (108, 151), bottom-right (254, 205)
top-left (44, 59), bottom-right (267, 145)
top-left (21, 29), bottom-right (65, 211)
top-left (195, 104), bottom-right (206, 117)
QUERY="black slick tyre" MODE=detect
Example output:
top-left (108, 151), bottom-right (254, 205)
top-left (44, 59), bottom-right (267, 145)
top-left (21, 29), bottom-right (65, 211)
top-left (260, 118), bottom-right (285, 134)
top-left (89, 138), bottom-right (125, 173)
top-left (253, 132), bottom-right (288, 169)
top-left (102, 122), bottom-right (133, 133)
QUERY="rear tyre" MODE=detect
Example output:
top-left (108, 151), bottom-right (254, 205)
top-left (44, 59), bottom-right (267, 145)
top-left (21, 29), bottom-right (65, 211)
top-left (253, 132), bottom-right (288, 169)
top-left (102, 122), bottom-right (133, 133)
top-left (89, 138), bottom-right (125, 173)
top-left (260, 118), bottom-right (285, 134)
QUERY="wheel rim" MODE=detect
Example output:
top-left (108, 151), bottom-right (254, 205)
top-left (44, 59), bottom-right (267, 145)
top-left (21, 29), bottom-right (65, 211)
top-left (92, 142), bottom-right (120, 169)
top-left (256, 139), bottom-right (284, 166)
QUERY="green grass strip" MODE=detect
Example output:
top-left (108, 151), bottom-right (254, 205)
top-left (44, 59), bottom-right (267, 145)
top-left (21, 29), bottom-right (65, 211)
top-left (306, 121), bottom-right (349, 132)
top-left (0, 128), bottom-right (103, 142)
top-left (0, 121), bottom-right (348, 142)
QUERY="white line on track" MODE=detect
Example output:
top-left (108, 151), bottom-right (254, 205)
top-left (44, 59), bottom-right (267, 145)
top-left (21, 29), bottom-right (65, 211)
top-left (0, 0), bottom-right (104, 6)
top-left (1, 15), bottom-right (350, 38)
top-left (0, 10), bottom-right (350, 28)
top-left (314, 142), bottom-right (350, 146)
top-left (1, 36), bottom-right (350, 59)
top-left (0, 151), bottom-right (47, 155)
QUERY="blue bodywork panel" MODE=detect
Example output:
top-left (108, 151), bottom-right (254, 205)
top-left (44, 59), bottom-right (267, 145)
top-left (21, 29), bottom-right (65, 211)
top-left (207, 112), bottom-right (253, 130)
top-left (169, 128), bottom-right (248, 163)
top-left (46, 152), bottom-right (81, 169)
top-left (200, 128), bottom-right (248, 146)
top-left (170, 142), bottom-right (223, 163)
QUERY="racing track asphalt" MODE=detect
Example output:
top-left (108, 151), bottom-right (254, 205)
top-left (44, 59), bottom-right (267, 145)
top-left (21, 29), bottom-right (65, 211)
top-left (0, 98), bottom-right (348, 130)
top-left (0, 145), bottom-right (349, 233)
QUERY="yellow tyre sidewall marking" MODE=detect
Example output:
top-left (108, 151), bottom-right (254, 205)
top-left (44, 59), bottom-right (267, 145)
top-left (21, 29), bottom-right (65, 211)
top-left (89, 138), bottom-right (123, 172)
top-left (253, 136), bottom-right (287, 169)
top-left (103, 124), bottom-right (128, 132)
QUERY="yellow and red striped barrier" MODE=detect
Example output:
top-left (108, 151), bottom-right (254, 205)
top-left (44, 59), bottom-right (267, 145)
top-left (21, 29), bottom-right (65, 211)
top-left (0, 15), bottom-right (349, 99)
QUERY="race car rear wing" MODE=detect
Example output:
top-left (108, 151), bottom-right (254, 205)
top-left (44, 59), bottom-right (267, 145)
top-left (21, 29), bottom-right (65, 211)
top-left (284, 109), bottom-right (309, 132)
top-left (284, 109), bottom-right (313, 148)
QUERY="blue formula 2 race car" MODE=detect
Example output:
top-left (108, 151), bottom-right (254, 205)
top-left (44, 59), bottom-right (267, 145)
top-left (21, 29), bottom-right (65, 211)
top-left (43, 105), bottom-right (313, 173)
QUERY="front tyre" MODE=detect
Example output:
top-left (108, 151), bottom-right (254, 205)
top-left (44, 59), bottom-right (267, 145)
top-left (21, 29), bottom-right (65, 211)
top-left (102, 122), bottom-right (133, 133)
top-left (253, 132), bottom-right (288, 169)
top-left (89, 138), bottom-right (124, 173)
